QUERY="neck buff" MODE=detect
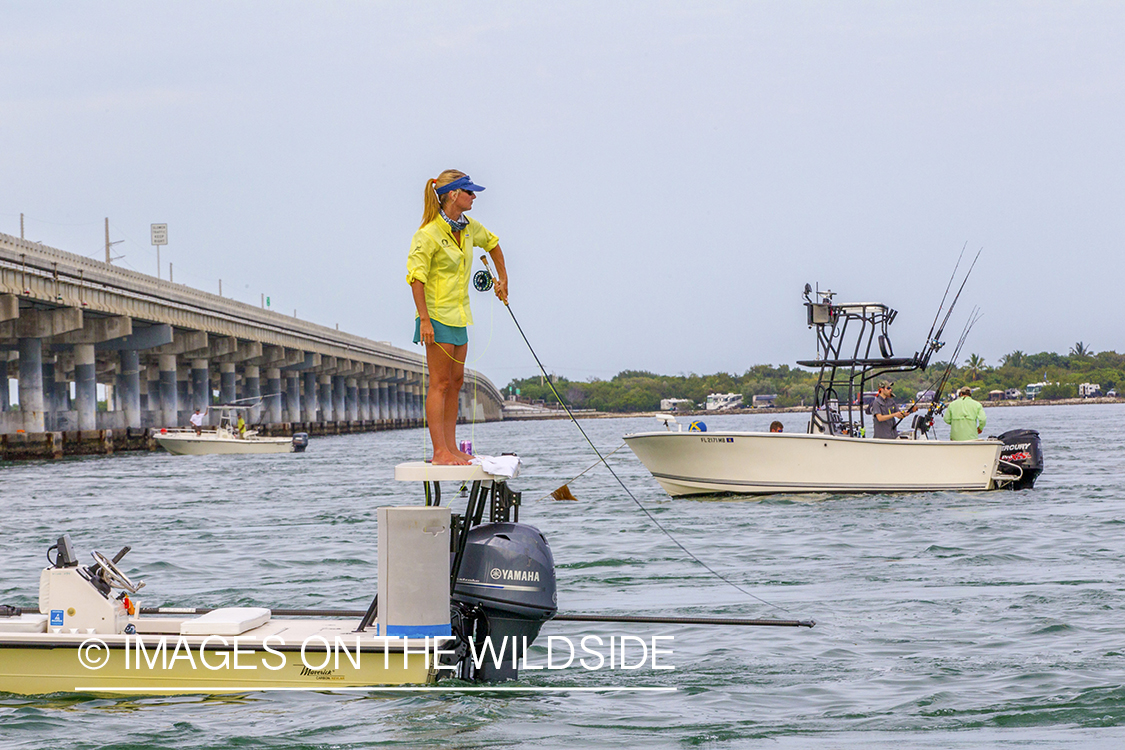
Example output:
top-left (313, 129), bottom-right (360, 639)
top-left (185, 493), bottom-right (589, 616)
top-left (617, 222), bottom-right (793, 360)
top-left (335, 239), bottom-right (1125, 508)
top-left (440, 209), bottom-right (469, 233)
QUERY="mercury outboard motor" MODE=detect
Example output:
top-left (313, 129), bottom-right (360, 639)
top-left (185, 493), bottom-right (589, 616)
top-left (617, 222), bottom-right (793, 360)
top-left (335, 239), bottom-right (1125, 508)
top-left (291, 433), bottom-right (309, 452)
top-left (451, 522), bottom-right (557, 681)
top-left (994, 428), bottom-right (1043, 490)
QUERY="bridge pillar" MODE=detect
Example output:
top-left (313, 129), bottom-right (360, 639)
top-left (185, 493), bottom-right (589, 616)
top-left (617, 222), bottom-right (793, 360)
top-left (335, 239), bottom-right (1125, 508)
top-left (265, 368), bottom-right (282, 424)
top-left (319, 375), bottom-right (333, 422)
top-left (55, 364), bottom-right (70, 414)
top-left (285, 372), bottom-right (301, 422)
top-left (17, 337), bottom-right (45, 432)
top-left (147, 365), bottom-right (161, 423)
top-left (41, 359), bottom-right (56, 431)
top-left (220, 362), bottom-right (236, 404)
top-left (333, 375), bottom-right (346, 423)
top-left (192, 359), bottom-right (210, 413)
top-left (244, 365), bottom-right (261, 423)
top-left (159, 354), bottom-right (178, 427)
top-left (374, 380), bottom-right (386, 421)
top-left (303, 371), bottom-right (318, 423)
top-left (74, 344), bottom-right (97, 431)
top-left (177, 368), bottom-right (190, 424)
top-left (397, 383), bottom-right (407, 423)
top-left (346, 377), bottom-right (358, 421)
top-left (1, 362), bottom-right (9, 412)
top-left (357, 379), bottom-right (370, 421)
top-left (385, 382), bottom-right (397, 421)
top-left (119, 349), bottom-right (141, 429)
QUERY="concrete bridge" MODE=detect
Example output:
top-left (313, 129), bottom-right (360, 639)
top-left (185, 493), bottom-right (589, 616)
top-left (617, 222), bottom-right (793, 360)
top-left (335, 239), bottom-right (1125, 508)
top-left (0, 231), bottom-right (504, 448)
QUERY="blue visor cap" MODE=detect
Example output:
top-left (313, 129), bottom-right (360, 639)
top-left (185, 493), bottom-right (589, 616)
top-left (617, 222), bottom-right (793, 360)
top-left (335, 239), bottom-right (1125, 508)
top-left (435, 175), bottom-right (486, 195)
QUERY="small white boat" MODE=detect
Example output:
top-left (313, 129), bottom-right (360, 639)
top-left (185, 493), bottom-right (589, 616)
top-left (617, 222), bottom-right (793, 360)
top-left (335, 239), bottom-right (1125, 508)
top-left (625, 428), bottom-right (1005, 496)
top-left (626, 282), bottom-right (1043, 497)
top-left (154, 405), bottom-right (307, 455)
top-left (0, 464), bottom-right (557, 694)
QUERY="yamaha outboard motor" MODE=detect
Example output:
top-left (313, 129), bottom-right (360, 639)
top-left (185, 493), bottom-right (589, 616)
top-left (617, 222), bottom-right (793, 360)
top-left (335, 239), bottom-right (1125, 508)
top-left (452, 522), bottom-right (557, 681)
top-left (994, 429), bottom-right (1043, 490)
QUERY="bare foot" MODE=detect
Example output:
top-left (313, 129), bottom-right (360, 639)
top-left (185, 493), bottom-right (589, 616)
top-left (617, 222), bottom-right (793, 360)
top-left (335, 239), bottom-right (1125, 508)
top-left (455, 450), bottom-right (475, 462)
top-left (432, 449), bottom-right (470, 466)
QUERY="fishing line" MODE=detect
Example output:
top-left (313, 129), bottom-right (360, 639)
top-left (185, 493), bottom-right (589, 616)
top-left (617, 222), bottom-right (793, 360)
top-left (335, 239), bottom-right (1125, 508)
top-left (479, 255), bottom-right (788, 612)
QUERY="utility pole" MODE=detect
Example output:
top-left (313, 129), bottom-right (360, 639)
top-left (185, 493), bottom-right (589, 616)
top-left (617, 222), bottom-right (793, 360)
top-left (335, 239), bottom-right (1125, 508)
top-left (20, 213), bottom-right (24, 239)
top-left (104, 218), bottom-right (123, 264)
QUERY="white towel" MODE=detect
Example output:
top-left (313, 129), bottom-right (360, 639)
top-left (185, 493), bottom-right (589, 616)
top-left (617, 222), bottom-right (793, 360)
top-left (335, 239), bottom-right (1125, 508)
top-left (471, 454), bottom-right (522, 479)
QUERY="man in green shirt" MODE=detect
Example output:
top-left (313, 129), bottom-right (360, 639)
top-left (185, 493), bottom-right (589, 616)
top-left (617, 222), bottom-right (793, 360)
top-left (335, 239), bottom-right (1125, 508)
top-left (943, 386), bottom-right (986, 440)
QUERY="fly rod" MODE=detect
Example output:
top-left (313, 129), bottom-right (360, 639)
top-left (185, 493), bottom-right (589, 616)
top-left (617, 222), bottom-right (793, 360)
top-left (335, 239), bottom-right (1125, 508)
top-left (139, 606), bottom-right (813, 628)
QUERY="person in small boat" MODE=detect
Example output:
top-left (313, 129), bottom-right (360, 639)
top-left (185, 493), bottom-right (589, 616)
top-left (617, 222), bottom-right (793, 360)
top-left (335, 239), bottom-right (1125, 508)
top-left (769, 421), bottom-right (783, 433)
top-left (944, 386), bottom-right (986, 440)
top-left (236, 413), bottom-right (247, 439)
top-left (407, 169), bottom-right (509, 466)
top-left (869, 380), bottom-right (916, 439)
top-left (189, 407), bottom-right (208, 436)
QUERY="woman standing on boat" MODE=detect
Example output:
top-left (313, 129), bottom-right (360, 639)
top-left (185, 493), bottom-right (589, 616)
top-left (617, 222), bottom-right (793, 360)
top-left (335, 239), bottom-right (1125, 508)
top-left (407, 169), bottom-right (509, 465)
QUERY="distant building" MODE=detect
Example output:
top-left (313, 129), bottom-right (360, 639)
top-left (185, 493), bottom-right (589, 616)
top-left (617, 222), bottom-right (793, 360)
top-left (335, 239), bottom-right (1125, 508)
top-left (705, 393), bottom-right (743, 411)
top-left (660, 398), bottom-right (695, 412)
top-left (1079, 383), bottom-right (1102, 398)
top-left (988, 390), bottom-right (1004, 401)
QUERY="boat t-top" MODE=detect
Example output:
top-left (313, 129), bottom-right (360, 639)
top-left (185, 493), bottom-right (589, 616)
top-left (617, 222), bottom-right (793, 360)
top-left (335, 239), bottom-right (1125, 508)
top-left (154, 402), bottom-right (308, 455)
top-left (625, 282), bottom-right (1043, 497)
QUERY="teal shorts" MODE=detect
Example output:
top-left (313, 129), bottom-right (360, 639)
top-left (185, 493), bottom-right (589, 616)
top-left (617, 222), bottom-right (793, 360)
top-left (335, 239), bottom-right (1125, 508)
top-left (414, 317), bottom-right (468, 346)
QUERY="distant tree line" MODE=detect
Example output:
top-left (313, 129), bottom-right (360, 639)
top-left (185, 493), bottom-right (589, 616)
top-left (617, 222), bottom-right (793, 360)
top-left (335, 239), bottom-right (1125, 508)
top-left (503, 344), bottom-right (1122, 412)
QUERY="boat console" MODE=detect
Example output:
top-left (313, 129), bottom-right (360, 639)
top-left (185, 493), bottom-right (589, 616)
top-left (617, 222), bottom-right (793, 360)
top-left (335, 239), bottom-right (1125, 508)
top-left (37, 534), bottom-right (144, 635)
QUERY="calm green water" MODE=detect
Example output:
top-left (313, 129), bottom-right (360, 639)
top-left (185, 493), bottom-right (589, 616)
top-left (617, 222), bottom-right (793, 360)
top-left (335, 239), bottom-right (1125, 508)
top-left (2, 404), bottom-right (1124, 749)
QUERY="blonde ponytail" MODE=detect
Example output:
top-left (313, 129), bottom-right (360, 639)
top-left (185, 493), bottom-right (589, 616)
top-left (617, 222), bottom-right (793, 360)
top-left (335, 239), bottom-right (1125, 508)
top-left (420, 169), bottom-right (467, 228)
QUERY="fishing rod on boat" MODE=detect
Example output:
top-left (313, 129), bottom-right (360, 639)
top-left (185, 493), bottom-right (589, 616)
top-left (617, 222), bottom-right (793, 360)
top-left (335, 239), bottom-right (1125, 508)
top-left (920, 248), bottom-right (981, 367)
top-left (477, 254), bottom-right (793, 614)
top-left (913, 308), bottom-right (982, 434)
top-left (921, 242), bottom-right (967, 354)
top-left (140, 606), bottom-right (815, 628)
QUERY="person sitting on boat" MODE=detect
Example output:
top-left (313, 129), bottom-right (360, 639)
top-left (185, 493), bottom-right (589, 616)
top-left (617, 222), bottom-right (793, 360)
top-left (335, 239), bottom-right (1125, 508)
top-left (407, 169), bottom-right (509, 466)
top-left (944, 386), bottom-right (986, 440)
top-left (236, 414), bottom-right (247, 439)
top-left (770, 421), bottom-right (783, 433)
top-left (189, 407), bottom-right (208, 436)
top-left (869, 380), bottom-right (916, 439)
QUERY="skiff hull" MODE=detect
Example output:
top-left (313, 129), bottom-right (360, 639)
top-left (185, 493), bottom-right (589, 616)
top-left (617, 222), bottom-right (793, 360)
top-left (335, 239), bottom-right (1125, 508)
top-left (0, 626), bottom-right (440, 695)
top-left (623, 430), bottom-right (1004, 496)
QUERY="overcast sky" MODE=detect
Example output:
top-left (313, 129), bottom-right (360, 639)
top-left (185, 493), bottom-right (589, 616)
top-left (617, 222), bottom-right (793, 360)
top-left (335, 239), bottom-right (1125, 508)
top-left (3, 2), bottom-right (1122, 387)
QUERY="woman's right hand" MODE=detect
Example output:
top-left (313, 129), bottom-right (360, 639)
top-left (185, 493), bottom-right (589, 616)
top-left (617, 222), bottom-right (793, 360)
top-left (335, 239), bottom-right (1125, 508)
top-left (419, 318), bottom-right (435, 345)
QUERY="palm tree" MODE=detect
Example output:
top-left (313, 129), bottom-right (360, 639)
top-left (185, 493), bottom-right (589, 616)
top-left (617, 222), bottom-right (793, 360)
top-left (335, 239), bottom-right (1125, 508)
top-left (1001, 350), bottom-right (1025, 368)
top-left (965, 353), bottom-right (986, 380)
top-left (1070, 341), bottom-right (1092, 358)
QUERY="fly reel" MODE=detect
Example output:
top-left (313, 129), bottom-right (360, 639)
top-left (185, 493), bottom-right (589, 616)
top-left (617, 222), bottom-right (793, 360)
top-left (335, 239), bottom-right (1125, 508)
top-left (473, 269), bottom-right (493, 292)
